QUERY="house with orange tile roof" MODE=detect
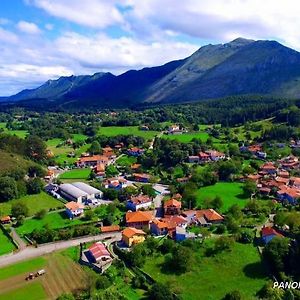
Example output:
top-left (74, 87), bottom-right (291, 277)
top-left (290, 177), bottom-right (300, 189)
top-left (104, 177), bottom-right (127, 190)
top-left (122, 227), bottom-right (146, 247)
top-left (133, 173), bottom-right (151, 183)
top-left (261, 226), bottom-right (284, 244)
top-left (277, 186), bottom-right (300, 205)
top-left (65, 201), bottom-right (84, 219)
top-left (0, 216), bottom-right (11, 224)
top-left (93, 163), bottom-right (106, 178)
top-left (150, 219), bottom-right (169, 236)
top-left (126, 194), bottom-right (153, 211)
top-left (199, 151), bottom-right (211, 162)
top-left (126, 211), bottom-right (154, 230)
top-left (164, 198), bottom-right (182, 216)
top-left (182, 209), bottom-right (224, 226)
top-left (77, 155), bottom-right (109, 168)
top-left (260, 162), bottom-right (277, 175)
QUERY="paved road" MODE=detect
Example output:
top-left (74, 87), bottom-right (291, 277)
top-left (10, 228), bottom-right (27, 250)
top-left (0, 232), bottom-right (121, 268)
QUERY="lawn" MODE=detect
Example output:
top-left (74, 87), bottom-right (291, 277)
top-left (0, 228), bottom-right (15, 256)
top-left (196, 182), bottom-right (249, 213)
top-left (16, 211), bottom-right (89, 236)
top-left (0, 257), bottom-right (47, 281)
top-left (116, 155), bottom-right (137, 167)
top-left (0, 282), bottom-right (47, 300)
top-left (143, 242), bottom-right (268, 300)
top-left (98, 126), bottom-right (159, 140)
top-left (162, 131), bottom-right (211, 143)
top-left (0, 192), bottom-right (64, 217)
top-left (59, 168), bottom-right (91, 180)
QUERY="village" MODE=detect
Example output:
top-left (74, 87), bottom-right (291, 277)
top-left (0, 114), bottom-right (300, 300)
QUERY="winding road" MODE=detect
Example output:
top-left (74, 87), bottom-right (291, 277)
top-left (0, 232), bottom-right (121, 268)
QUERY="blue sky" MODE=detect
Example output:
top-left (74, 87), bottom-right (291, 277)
top-left (0, 0), bottom-right (299, 95)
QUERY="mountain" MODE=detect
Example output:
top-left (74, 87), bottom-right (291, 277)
top-left (5, 38), bottom-right (300, 109)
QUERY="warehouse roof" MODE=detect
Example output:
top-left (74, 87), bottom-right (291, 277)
top-left (60, 183), bottom-right (88, 199)
top-left (71, 182), bottom-right (102, 195)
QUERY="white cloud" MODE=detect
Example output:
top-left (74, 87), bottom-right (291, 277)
top-left (127, 0), bottom-right (300, 48)
top-left (17, 21), bottom-right (42, 34)
top-left (55, 32), bottom-right (197, 71)
top-left (28, 0), bottom-right (125, 29)
top-left (0, 27), bottom-right (18, 43)
top-left (45, 23), bottom-right (53, 30)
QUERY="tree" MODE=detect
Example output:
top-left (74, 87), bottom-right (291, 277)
top-left (141, 184), bottom-right (156, 198)
top-left (214, 236), bottom-right (234, 253)
top-left (149, 283), bottom-right (174, 300)
top-left (26, 178), bottom-right (44, 194)
top-left (57, 293), bottom-right (75, 300)
top-left (263, 237), bottom-right (290, 274)
top-left (127, 243), bottom-right (147, 267)
top-left (89, 141), bottom-right (101, 154)
top-left (35, 209), bottom-right (47, 220)
top-left (11, 201), bottom-right (29, 218)
top-left (84, 209), bottom-right (95, 221)
top-left (25, 135), bottom-right (47, 161)
top-left (243, 180), bottom-right (257, 197)
top-left (0, 176), bottom-right (18, 202)
top-left (223, 290), bottom-right (243, 300)
top-left (166, 245), bottom-right (194, 273)
top-left (211, 196), bottom-right (223, 210)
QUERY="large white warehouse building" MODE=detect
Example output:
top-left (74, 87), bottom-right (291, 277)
top-left (59, 182), bottom-right (103, 203)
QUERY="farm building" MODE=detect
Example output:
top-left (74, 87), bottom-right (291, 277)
top-left (65, 201), bottom-right (84, 219)
top-left (59, 182), bottom-right (102, 203)
top-left (82, 242), bottom-right (113, 273)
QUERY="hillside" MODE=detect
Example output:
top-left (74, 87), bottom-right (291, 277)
top-left (0, 150), bottom-right (37, 176)
top-left (4, 37), bottom-right (300, 109)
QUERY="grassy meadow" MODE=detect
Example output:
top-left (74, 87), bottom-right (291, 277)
top-left (143, 241), bottom-right (267, 300)
top-left (0, 192), bottom-right (63, 217)
top-left (98, 126), bottom-right (159, 140)
top-left (196, 182), bottom-right (249, 213)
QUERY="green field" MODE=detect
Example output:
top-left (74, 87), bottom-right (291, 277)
top-left (0, 228), bottom-right (15, 256)
top-left (116, 155), bottom-right (137, 167)
top-left (0, 122), bottom-right (28, 138)
top-left (0, 257), bottom-right (46, 281)
top-left (16, 211), bottom-right (88, 236)
top-left (228, 118), bottom-right (273, 141)
top-left (98, 126), bottom-right (159, 140)
top-left (162, 131), bottom-right (211, 143)
top-left (196, 182), bottom-right (249, 212)
top-left (143, 242), bottom-right (267, 300)
top-left (46, 138), bottom-right (91, 165)
top-left (0, 281), bottom-right (47, 300)
top-left (59, 168), bottom-right (91, 180)
top-left (0, 192), bottom-right (63, 217)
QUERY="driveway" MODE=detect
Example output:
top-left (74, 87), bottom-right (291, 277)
top-left (0, 232), bottom-right (121, 268)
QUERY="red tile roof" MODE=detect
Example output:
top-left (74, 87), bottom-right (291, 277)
top-left (89, 242), bottom-right (110, 259)
top-left (261, 227), bottom-right (283, 238)
top-left (65, 201), bottom-right (84, 211)
top-left (100, 225), bottom-right (120, 233)
top-left (126, 211), bottom-right (153, 223)
top-left (195, 209), bottom-right (224, 222)
top-left (122, 227), bottom-right (146, 238)
top-left (164, 198), bottom-right (182, 208)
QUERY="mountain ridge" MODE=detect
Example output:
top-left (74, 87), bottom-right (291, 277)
top-left (4, 37), bottom-right (300, 109)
